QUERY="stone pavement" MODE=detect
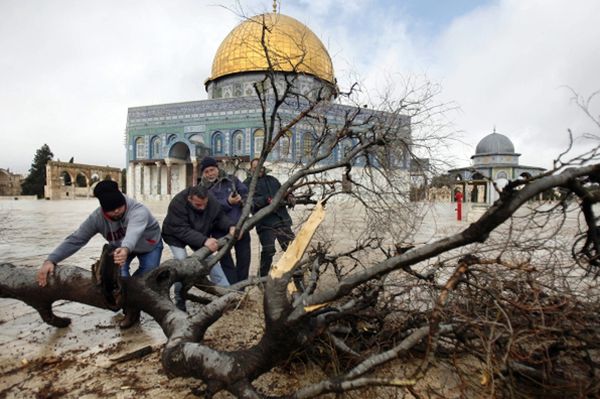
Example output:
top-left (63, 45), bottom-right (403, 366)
top-left (0, 298), bottom-right (167, 373)
top-left (0, 199), bottom-right (469, 396)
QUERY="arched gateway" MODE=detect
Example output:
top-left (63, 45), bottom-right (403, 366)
top-left (44, 161), bottom-right (122, 200)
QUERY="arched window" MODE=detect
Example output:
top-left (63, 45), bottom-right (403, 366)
top-left (60, 171), bottom-right (72, 186)
top-left (253, 129), bottom-right (265, 158)
top-left (212, 132), bottom-right (223, 155)
top-left (280, 133), bottom-right (291, 158)
top-left (167, 134), bottom-right (177, 145)
top-left (75, 173), bottom-right (87, 187)
top-left (232, 131), bottom-right (244, 155)
top-left (150, 136), bottom-right (161, 159)
top-left (234, 83), bottom-right (242, 97)
top-left (496, 171), bottom-right (508, 180)
top-left (302, 133), bottom-right (314, 158)
top-left (135, 137), bottom-right (145, 159)
top-left (169, 142), bottom-right (191, 161)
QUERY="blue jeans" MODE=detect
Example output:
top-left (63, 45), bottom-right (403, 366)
top-left (120, 240), bottom-right (164, 277)
top-left (218, 231), bottom-right (251, 284)
top-left (168, 245), bottom-right (230, 305)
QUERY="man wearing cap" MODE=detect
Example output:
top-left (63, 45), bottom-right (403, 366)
top-left (161, 184), bottom-right (235, 311)
top-left (199, 156), bottom-right (251, 284)
top-left (37, 180), bottom-right (163, 329)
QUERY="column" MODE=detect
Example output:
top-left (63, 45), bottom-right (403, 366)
top-left (191, 158), bottom-right (198, 186)
top-left (484, 182), bottom-right (489, 205)
top-left (165, 159), bottom-right (172, 195)
top-left (155, 161), bottom-right (162, 196)
top-left (128, 162), bottom-right (136, 199)
top-left (71, 172), bottom-right (76, 200)
top-left (140, 164), bottom-right (145, 197)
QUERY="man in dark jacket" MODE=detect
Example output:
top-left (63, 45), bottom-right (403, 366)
top-left (37, 180), bottom-right (164, 329)
top-left (244, 158), bottom-right (295, 277)
top-left (199, 156), bottom-right (251, 284)
top-left (162, 185), bottom-right (234, 311)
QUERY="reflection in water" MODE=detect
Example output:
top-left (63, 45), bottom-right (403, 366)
top-left (0, 199), bottom-right (168, 268)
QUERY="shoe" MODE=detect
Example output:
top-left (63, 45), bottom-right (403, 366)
top-left (119, 310), bottom-right (140, 329)
top-left (175, 299), bottom-right (187, 312)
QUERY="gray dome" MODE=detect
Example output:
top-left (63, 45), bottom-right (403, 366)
top-left (475, 132), bottom-right (515, 155)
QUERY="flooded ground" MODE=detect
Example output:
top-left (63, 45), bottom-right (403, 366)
top-left (0, 197), bottom-right (520, 397)
top-left (0, 199), bottom-right (167, 266)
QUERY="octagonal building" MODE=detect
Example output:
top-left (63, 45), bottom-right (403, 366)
top-left (448, 130), bottom-right (545, 205)
top-left (125, 11), bottom-right (411, 200)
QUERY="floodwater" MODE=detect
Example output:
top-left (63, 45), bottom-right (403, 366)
top-left (0, 199), bottom-right (174, 392)
top-left (0, 197), bottom-right (587, 397)
top-left (0, 197), bottom-right (467, 396)
top-left (0, 198), bottom-right (469, 269)
top-left (0, 199), bottom-right (169, 268)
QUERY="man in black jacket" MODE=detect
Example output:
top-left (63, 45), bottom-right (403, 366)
top-left (162, 185), bottom-right (234, 311)
top-left (198, 156), bottom-right (251, 284)
top-left (244, 159), bottom-right (295, 277)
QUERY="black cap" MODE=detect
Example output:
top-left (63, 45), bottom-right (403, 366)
top-left (200, 156), bottom-right (218, 172)
top-left (93, 180), bottom-right (126, 212)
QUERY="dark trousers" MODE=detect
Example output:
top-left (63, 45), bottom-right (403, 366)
top-left (220, 232), bottom-right (251, 284)
top-left (257, 222), bottom-right (295, 277)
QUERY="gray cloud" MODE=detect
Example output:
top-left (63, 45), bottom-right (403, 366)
top-left (2, 0), bottom-right (599, 175)
top-left (295, 0), bottom-right (600, 169)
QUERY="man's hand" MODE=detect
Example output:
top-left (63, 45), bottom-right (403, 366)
top-left (228, 225), bottom-right (244, 240)
top-left (228, 192), bottom-right (242, 205)
top-left (204, 237), bottom-right (219, 252)
top-left (37, 260), bottom-right (55, 287)
top-left (286, 193), bottom-right (296, 208)
top-left (113, 247), bottom-right (130, 266)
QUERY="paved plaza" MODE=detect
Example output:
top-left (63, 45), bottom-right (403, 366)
top-left (0, 198), bottom-right (473, 397)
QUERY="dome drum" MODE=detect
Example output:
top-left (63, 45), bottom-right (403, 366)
top-left (206, 71), bottom-right (336, 100)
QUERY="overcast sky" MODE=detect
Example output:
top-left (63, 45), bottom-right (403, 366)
top-left (2, 0), bottom-right (599, 175)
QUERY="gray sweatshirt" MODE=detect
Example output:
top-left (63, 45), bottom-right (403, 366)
top-left (47, 196), bottom-right (161, 264)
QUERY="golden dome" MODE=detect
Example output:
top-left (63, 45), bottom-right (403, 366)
top-left (208, 13), bottom-right (335, 84)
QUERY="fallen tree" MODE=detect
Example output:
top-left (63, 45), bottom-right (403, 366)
top-left (2, 15), bottom-right (600, 396)
top-left (2, 158), bottom-right (600, 398)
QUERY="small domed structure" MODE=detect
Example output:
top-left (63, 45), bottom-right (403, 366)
top-left (471, 130), bottom-right (520, 166)
top-left (448, 129), bottom-right (545, 206)
top-left (475, 132), bottom-right (515, 155)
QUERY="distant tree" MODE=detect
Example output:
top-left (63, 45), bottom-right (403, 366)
top-left (21, 144), bottom-right (53, 198)
top-left (431, 173), bottom-right (455, 187)
top-left (68, 157), bottom-right (74, 163)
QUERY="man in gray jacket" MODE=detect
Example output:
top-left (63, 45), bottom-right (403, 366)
top-left (37, 180), bottom-right (163, 328)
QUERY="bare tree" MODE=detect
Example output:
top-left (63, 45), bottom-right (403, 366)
top-left (2, 14), bottom-right (600, 398)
